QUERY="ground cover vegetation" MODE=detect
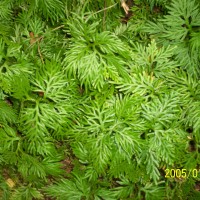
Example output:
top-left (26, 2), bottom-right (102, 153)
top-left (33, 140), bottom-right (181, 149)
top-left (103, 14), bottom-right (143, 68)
top-left (0, 0), bottom-right (200, 199)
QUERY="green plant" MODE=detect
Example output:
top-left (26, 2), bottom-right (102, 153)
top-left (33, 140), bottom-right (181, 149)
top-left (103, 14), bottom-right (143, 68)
top-left (143, 0), bottom-right (200, 77)
top-left (0, 0), bottom-right (200, 199)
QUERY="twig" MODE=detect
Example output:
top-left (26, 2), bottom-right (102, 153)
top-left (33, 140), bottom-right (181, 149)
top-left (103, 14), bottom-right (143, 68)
top-left (37, 39), bottom-right (44, 64)
top-left (28, 36), bottom-right (43, 49)
top-left (51, 25), bottom-right (65, 32)
top-left (103, 0), bottom-right (107, 31)
top-left (28, 25), bottom-right (64, 49)
top-left (92, 2), bottom-right (118, 15)
top-left (27, 24), bottom-right (65, 63)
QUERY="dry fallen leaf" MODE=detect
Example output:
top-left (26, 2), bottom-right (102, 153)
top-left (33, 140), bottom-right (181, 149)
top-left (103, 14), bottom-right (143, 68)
top-left (121, 0), bottom-right (129, 14)
top-left (6, 178), bottom-right (15, 188)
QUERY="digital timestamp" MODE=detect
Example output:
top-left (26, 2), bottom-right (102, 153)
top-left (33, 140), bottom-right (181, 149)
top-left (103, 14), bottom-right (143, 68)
top-left (165, 169), bottom-right (199, 178)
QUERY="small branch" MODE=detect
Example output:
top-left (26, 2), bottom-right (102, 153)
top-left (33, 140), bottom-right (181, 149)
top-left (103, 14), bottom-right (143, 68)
top-left (27, 25), bottom-right (65, 63)
top-left (28, 25), bottom-right (64, 49)
top-left (51, 25), bottom-right (65, 32)
top-left (28, 36), bottom-right (43, 49)
top-left (92, 2), bottom-right (118, 15)
top-left (37, 40), bottom-right (44, 64)
top-left (103, 0), bottom-right (107, 31)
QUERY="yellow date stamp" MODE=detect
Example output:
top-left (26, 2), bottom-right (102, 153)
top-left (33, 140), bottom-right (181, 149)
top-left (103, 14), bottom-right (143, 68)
top-left (165, 169), bottom-right (199, 179)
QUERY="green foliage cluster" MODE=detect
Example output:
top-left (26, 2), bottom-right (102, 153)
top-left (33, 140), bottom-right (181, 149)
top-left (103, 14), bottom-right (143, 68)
top-left (0, 0), bottom-right (200, 199)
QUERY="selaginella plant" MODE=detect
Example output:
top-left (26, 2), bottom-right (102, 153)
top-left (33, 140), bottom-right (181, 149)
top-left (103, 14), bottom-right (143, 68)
top-left (0, 0), bottom-right (200, 200)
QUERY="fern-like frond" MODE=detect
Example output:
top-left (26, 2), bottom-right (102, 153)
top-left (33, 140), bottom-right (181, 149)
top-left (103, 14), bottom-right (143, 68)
top-left (141, 148), bottom-right (160, 183)
top-left (141, 92), bottom-right (181, 129)
top-left (10, 185), bottom-right (43, 200)
top-left (25, 0), bottom-right (64, 23)
top-left (0, 125), bottom-right (19, 152)
top-left (190, 31), bottom-right (200, 53)
top-left (11, 73), bottom-right (31, 100)
top-left (38, 0), bottom-right (64, 21)
top-left (19, 100), bottom-right (68, 155)
top-left (184, 101), bottom-right (200, 140)
top-left (132, 39), bottom-right (178, 77)
top-left (115, 71), bottom-right (167, 99)
top-left (0, 100), bottom-right (17, 124)
top-left (28, 16), bottom-right (45, 35)
top-left (44, 177), bottom-right (89, 200)
top-left (148, 129), bottom-right (176, 165)
top-left (0, 0), bottom-right (13, 20)
top-left (141, 182), bottom-right (165, 200)
top-left (63, 15), bottom-right (130, 91)
top-left (167, 69), bottom-right (200, 105)
top-left (17, 152), bottom-right (46, 179)
top-left (143, 0), bottom-right (200, 77)
top-left (32, 60), bottom-right (69, 103)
